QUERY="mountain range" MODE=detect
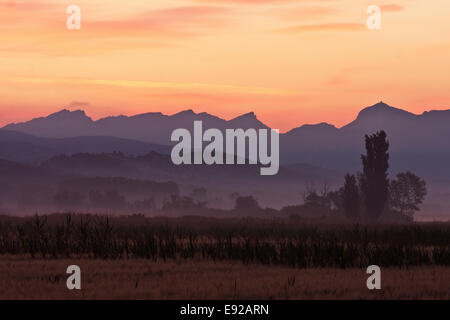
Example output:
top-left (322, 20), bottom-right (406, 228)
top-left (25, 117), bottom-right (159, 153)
top-left (0, 129), bottom-right (170, 164)
top-left (2, 101), bottom-right (450, 180)
top-left (2, 109), bottom-right (268, 145)
top-left (2, 101), bottom-right (450, 217)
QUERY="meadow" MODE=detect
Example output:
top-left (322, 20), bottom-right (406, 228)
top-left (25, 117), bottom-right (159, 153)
top-left (0, 214), bottom-right (448, 299)
top-left (0, 258), bottom-right (448, 299)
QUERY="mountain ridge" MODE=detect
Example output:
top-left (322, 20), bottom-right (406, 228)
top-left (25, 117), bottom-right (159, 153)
top-left (3, 101), bottom-right (450, 179)
top-left (5, 101), bottom-right (450, 137)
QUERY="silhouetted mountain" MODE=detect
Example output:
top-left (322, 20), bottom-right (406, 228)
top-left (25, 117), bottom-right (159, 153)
top-left (0, 151), bottom-right (340, 211)
top-left (342, 102), bottom-right (417, 132)
top-left (4, 109), bottom-right (269, 145)
top-left (0, 129), bottom-right (170, 163)
top-left (39, 152), bottom-right (335, 191)
top-left (228, 112), bottom-right (268, 129)
top-left (281, 102), bottom-right (450, 179)
top-left (3, 102), bottom-right (450, 216)
top-left (3, 109), bottom-right (93, 138)
top-left (3, 102), bottom-right (450, 181)
top-left (0, 158), bottom-right (59, 184)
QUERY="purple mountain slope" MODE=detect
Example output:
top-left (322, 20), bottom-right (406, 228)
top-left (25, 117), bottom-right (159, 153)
top-left (3, 109), bottom-right (268, 145)
top-left (0, 129), bottom-right (170, 163)
top-left (281, 102), bottom-right (450, 177)
top-left (3, 101), bottom-right (450, 179)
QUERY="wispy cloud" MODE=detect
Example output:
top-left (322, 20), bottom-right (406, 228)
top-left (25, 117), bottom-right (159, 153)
top-left (85, 6), bottom-right (233, 36)
top-left (7, 76), bottom-right (296, 96)
top-left (0, 0), bottom-right (54, 10)
top-left (68, 101), bottom-right (90, 108)
top-left (0, 4), bottom-right (234, 56)
top-left (380, 4), bottom-right (405, 12)
top-left (192, 0), bottom-right (295, 3)
top-left (278, 22), bottom-right (365, 33)
top-left (281, 6), bottom-right (338, 20)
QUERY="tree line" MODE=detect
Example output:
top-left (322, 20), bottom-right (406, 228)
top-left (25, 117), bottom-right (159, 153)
top-left (278, 131), bottom-right (427, 222)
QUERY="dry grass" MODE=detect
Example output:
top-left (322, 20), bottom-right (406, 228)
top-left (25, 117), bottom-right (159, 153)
top-left (1, 214), bottom-right (449, 268)
top-left (0, 256), bottom-right (448, 300)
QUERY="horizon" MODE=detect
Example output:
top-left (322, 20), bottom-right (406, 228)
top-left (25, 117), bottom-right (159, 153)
top-left (1, 1), bottom-right (450, 131)
top-left (2, 101), bottom-right (450, 133)
top-left (1, 0), bottom-right (449, 302)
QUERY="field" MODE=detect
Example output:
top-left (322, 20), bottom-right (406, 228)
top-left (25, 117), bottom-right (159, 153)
top-left (0, 214), bottom-right (449, 299)
top-left (0, 258), bottom-right (449, 299)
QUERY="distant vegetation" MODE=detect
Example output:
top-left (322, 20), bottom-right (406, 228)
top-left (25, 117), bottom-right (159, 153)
top-left (0, 131), bottom-right (430, 222)
top-left (281, 131), bottom-right (427, 223)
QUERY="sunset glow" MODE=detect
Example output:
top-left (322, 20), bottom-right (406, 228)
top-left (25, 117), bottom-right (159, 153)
top-left (1, 0), bottom-right (450, 131)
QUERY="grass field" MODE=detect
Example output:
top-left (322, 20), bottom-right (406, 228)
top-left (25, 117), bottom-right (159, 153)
top-left (0, 214), bottom-right (448, 299)
top-left (1, 214), bottom-right (449, 268)
top-left (0, 257), bottom-right (449, 299)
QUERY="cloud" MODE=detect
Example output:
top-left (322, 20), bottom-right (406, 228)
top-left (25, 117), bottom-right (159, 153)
top-left (328, 75), bottom-right (347, 86)
top-left (278, 22), bottom-right (365, 33)
top-left (379, 4), bottom-right (404, 12)
top-left (0, 0), bottom-right (54, 10)
top-left (193, 0), bottom-right (293, 3)
top-left (192, 0), bottom-right (327, 4)
top-left (0, 0), bottom-right (60, 26)
top-left (68, 101), bottom-right (90, 108)
top-left (7, 77), bottom-right (296, 96)
top-left (282, 6), bottom-right (338, 20)
top-left (0, 2), bottom-right (232, 35)
top-left (85, 6), bottom-right (233, 36)
top-left (0, 4), bottom-right (234, 56)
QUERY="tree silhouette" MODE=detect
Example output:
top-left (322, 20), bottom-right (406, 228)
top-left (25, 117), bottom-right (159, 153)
top-left (190, 187), bottom-right (207, 202)
top-left (390, 171), bottom-right (427, 218)
top-left (303, 187), bottom-right (331, 212)
top-left (359, 131), bottom-right (390, 220)
top-left (342, 173), bottom-right (360, 220)
top-left (235, 196), bottom-right (260, 213)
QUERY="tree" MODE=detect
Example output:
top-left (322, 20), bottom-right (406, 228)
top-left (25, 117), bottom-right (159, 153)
top-left (359, 131), bottom-right (390, 220)
top-left (342, 174), bottom-right (360, 220)
top-left (235, 196), bottom-right (260, 213)
top-left (190, 188), bottom-right (207, 202)
top-left (304, 191), bottom-right (331, 211)
top-left (327, 189), bottom-right (343, 211)
top-left (390, 171), bottom-right (427, 218)
top-left (303, 183), bottom-right (332, 212)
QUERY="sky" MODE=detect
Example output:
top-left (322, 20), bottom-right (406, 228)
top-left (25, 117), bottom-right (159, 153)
top-left (0, 0), bottom-right (449, 132)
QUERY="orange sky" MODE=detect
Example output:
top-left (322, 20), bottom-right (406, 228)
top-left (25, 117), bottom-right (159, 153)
top-left (1, 0), bottom-right (449, 132)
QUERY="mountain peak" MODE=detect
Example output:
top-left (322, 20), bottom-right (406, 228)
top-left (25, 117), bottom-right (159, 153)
top-left (173, 109), bottom-right (196, 117)
top-left (47, 109), bottom-right (91, 121)
top-left (371, 101), bottom-right (390, 108)
top-left (131, 112), bottom-right (164, 119)
top-left (356, 101), bottom-right (414, 119)
top-left (287, 122), bottom-right (337, 135)
top-left (231, 111), bottom-right (256, 121)
top-left (300, 122), bottom-right (336, 129)
top-left (341, 101), bottom-right (417, 131)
